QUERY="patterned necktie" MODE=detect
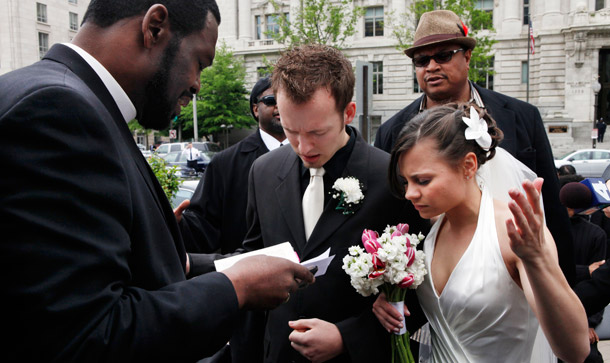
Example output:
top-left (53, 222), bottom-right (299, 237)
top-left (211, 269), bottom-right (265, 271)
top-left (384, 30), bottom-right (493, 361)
top-left (302, 167), bottom-right (325, 241)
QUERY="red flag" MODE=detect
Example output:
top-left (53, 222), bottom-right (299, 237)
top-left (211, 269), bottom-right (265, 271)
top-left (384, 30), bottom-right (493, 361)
top-left (529, 19), bottom-right (535, 54)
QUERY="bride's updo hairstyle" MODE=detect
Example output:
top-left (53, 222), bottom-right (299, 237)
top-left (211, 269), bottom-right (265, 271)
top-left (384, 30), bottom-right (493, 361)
top-left (389, 103), bottom-right (503, 198)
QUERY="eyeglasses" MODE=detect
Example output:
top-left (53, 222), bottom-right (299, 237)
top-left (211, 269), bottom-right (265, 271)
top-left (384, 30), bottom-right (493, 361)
top-left (412, 49), bottom-right (465, 68)
top-left (257, 95), bottom-right (277, 107)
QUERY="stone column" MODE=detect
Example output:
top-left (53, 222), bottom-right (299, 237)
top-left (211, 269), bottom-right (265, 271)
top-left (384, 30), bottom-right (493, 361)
top-left (238, 0), bottom-right (252, 42)
top-left (501, 0), bottom-right (521, 35)
top-left (542, 0), bottom-right (563, 29)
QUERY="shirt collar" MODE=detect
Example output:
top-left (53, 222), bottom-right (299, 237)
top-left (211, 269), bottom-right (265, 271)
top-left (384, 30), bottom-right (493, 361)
top-left (418, 81), bottom-right (485, 113)
top-left (63, 43), bottom-right (136, 123)
top-left (259, 128), bottom-right (288, 151)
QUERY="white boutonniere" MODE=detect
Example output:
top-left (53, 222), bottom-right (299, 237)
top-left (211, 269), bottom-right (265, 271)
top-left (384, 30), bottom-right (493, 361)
top-left (462, 105), bottom-right (492, 150)
top-left (331, 177), bottom-right (364, 215)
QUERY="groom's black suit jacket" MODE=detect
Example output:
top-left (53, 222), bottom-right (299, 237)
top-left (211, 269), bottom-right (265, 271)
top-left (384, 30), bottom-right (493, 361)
top-left (374, 83), bottom-right (575, 284)
top-left (242, 129), bottom-right (428, 362)
top-left (0, 44), bottom-right (239, 361)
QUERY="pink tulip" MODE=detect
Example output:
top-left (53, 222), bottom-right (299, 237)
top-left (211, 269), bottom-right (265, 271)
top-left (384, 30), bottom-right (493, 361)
top-left (371, 253), bottom-right (385, 270)
top-left (405, 247), bottom-right (415, 267)
top-left (368, 269), bottom-right (385, 279)
top-left (398, 274), bottom-right (414, 288)
top-left (362, 229), bottom-right (381, 254)
top-left (395, 223), bottom-right (409, 235)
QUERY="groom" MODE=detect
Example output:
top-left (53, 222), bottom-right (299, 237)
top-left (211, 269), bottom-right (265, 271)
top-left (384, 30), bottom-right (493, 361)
top-left (241, 44), bottom-right (428, 362)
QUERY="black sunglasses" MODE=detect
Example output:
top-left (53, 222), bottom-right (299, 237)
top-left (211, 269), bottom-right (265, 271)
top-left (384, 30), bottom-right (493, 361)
top-left (257, 95), bottom-right (277, 107)
top-left (412, 48), bottom-right (465, 68)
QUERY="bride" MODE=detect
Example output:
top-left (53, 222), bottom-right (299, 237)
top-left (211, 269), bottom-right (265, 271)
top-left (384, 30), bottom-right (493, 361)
top-left (373, 103), bottom-right (589, 362)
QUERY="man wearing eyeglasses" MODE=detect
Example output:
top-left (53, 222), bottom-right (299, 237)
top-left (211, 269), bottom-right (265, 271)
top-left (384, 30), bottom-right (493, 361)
top-left (375, 9), bottom-right (575, 285)
top-left (178, 76), bottom-right (285, 363)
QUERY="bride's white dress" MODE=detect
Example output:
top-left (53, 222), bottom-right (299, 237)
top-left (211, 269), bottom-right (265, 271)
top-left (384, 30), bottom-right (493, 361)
top-left (416, 183), bottom-right (553, 362)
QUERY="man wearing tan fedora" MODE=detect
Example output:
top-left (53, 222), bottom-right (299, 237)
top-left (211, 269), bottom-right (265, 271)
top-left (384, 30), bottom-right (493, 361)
top-left (375, 9), bottom-right (575, 284)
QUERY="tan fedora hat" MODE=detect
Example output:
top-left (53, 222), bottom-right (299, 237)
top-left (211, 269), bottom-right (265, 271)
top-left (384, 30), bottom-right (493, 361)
top-left (405, 10), bottom-right (476, 58)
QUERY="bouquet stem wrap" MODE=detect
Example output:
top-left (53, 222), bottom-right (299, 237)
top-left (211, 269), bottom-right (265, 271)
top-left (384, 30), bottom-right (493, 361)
top-left (384, 285), bottom-right (414, 363)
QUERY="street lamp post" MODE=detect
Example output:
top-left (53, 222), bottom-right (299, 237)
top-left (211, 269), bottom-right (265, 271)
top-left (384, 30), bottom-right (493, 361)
top-left (593, 79), bottom-right (602, 149)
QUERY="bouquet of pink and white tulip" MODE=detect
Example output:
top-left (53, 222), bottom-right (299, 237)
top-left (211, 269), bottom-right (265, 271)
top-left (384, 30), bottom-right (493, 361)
top-left (342, 223), bottom-right (426, 363)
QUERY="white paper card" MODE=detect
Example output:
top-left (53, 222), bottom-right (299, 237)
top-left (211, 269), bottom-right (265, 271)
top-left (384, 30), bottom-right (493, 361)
top-left (214, 242), bottom-right (299, 271)
top-left (300, 248), bottom-right (335, 277)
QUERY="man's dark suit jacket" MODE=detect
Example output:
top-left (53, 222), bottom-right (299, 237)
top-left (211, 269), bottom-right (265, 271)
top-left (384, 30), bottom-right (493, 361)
top-left (242, 130), bottom-right (428, 362)
top-left (0, 44), bottom-right (239, 361)
top-left (181, 129), bottom-right (269, 254)
top-left (180, 130), bottom-right (270, 363)
top-left (374, 83), bottom-right (576, 284)
top-left (575, 261), bottom-right (610, 317)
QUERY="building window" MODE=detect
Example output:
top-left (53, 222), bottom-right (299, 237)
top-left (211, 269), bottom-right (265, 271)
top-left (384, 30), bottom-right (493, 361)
top-left (372, 62), bottom-right (383, 95)
top-left (255, 13), bottom-right (288, 40)
top-left (370, 115), bottom-right (382, 143)
top-left (68, 0), bottom-right (77, 4)
top-left (474, 0), bottom-right (493, 29)
top-left (257, 67), bottom-right (271, 78)
top-left (523, 0), bottom-right (529, 25)
top-left (474, 56), bottom-right (494, 90)
top-left (266, 14), bottom-right (280, 39)
top-left (413, 69), bottom-right (422, 94)
top-left (365, 7), bottom-right (384, 37)
top-left (596, 0), bottom-right (605, 10)
top-left (521, 61), bottom-right (529, 84)
top-left (38, 32), bottom-right (49, 59)
top-left (37, 3), bottom-right (47, 23)
top-left (255, 15), bottom-right (262, 40)
top-left (69, 12), bottom-right (78, 31)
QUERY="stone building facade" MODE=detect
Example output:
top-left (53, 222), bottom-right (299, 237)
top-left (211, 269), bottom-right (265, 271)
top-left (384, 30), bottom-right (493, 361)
top-left (218, 0), bottom-right (610, 150)
top-left (0, 0), bottom-right (89, 76)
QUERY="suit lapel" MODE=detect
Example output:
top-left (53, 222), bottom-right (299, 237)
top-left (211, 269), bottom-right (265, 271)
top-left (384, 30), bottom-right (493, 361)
top-left (302, 132), bottom-right (370, 258)
top-left (476, 85), bottom-right (518, 156)
top-left (44, 44), bottom-right (186, 266)
top-left (275, 149), bottom-right (309, 253)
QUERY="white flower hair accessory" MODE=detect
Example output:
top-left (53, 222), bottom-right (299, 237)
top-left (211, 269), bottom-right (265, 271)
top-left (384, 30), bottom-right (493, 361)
top-left (462, 105), bottom-right (492, 150)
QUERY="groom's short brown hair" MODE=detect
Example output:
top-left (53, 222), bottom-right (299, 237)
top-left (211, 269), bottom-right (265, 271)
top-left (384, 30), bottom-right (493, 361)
top-left (271, 44), bottom-right (354, 115)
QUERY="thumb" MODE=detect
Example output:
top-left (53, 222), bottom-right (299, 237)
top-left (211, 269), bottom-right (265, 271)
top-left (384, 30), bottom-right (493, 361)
top-left (173, 199), bottom-right (190, 222)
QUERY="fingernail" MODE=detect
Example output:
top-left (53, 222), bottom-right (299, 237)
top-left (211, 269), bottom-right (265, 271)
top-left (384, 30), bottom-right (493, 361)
top-left (398, 323), bottom-right (403, 329)
top-left (405, 309), bottom-right (411, 317)
top-left (393, 328), bottom-right (399, 333)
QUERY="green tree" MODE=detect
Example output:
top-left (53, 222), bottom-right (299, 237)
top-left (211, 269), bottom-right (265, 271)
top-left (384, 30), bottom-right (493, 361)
top-left (147, 155), bottom-right (182, 202)
top-left (177, 42), bottom-right (254, 140)
top-left (386, 0), bottom-right (496, 85)
top-left (268, 0), bottom-right (365, 49)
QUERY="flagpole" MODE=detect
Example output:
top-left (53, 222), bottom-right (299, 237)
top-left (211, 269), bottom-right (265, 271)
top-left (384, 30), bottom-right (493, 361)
top-left (527, 15), bottom-right (531, 104)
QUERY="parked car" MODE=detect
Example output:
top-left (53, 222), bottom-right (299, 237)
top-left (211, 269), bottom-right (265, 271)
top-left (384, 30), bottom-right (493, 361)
top-left (170, 179), bottom-right (200, 208)
top-left (162, 150), bottom-right (213, 177)
top-left (155, 141), bottom-right (221, 158)
top-left (554, 149), bottom-right (610, 178)
top-left (137, 143), bottom-right (152, 157)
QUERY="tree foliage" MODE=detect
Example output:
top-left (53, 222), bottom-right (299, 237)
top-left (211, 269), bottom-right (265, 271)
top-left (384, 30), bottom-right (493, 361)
top-left (268, 0), bottom-right (365, 49)
top-left (147, 155), bottom-right (181, 201)
top-left (177, 42), bottom-right (254, 140)
top-left (386, 0), bottom-right (496, 84)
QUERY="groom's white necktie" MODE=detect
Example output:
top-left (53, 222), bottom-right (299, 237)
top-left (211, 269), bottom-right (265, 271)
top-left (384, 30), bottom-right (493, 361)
top-left (302, 167), bottom-right (325, 241)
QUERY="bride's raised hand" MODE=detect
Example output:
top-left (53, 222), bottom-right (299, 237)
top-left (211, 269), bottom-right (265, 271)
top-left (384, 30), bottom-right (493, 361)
top-left (505, 178), bottom-right (547, 262)
top-left (372, 292), bottom-right (410, 333)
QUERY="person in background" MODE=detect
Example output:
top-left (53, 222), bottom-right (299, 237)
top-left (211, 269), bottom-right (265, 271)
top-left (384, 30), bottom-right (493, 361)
top-left (0, 0), bottom-right (314, 360)
top-left (374, 9), bottom-right (575, 284)
top-left (183, 142), bottom-right (201, 169)
top-left (557, 164), bottom-right (577, 177)
top-left (559, 180), bottom-right (606, 362)
top-left (178, 76), bottom-right (285, 363)
top-left (597, 118), bottom-right (606, 143)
